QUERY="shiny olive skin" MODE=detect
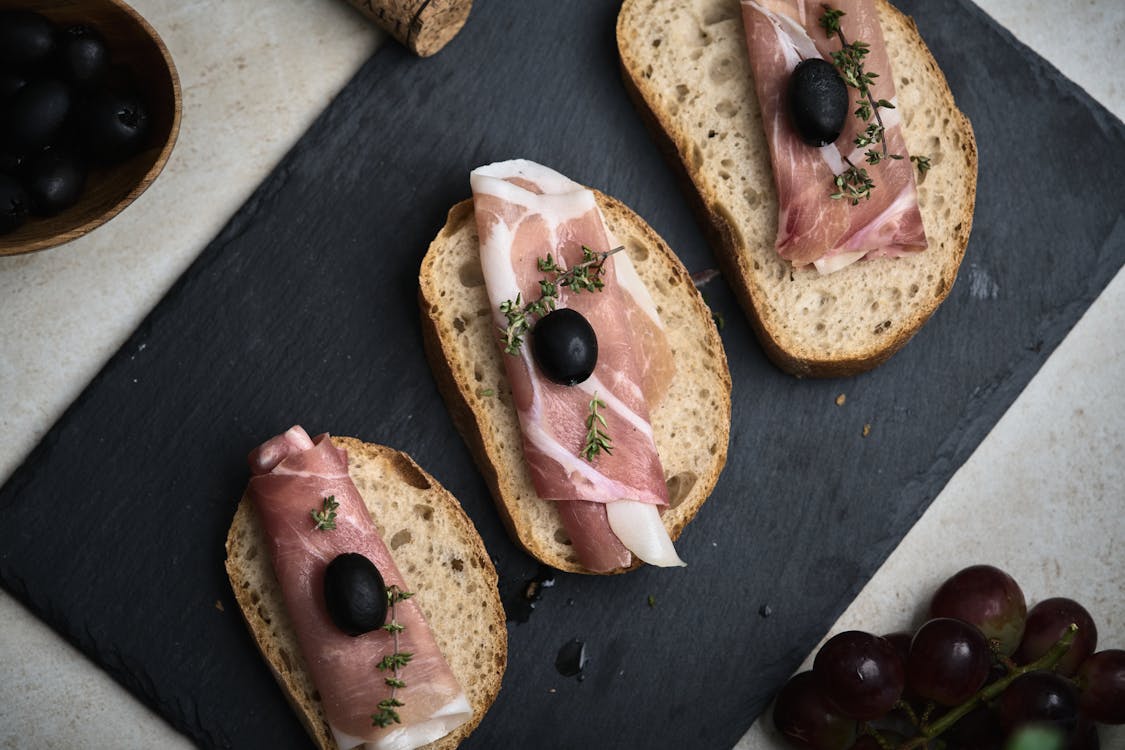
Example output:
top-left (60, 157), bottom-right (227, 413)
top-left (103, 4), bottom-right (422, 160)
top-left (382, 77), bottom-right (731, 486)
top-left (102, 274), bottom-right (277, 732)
top-left (3, 79), bottom-right (73, 153)
top-left (788, 58), bottom-right (849, 147)
top-left (0, 11), bottom-right (56, 69)
top-left (0, 174), bottom-right (30, 234)
top-left (25, 149), bottom-right (86, 216)
top-left (57, 25), bottom-right (110, 87)
top-left (323, 553), bottom-right (388, 637)
top-left (531, 308), bottom-right (598, 385)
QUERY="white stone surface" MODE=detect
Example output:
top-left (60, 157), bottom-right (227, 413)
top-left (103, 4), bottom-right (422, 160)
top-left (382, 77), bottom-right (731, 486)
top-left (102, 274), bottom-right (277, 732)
top-left (0, 0), bottom-right (1121, 748)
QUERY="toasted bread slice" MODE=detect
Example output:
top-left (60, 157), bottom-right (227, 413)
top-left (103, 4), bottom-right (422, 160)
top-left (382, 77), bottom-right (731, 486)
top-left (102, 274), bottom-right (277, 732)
top-left (617, 0), bottom-right (977, 376)
top-left (419, 194), bottom-right (731, 575)
top-left (225, 438), bottom-right (506, 750)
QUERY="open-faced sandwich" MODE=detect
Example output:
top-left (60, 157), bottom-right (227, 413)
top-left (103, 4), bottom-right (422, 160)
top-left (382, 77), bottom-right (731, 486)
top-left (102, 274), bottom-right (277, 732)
top-left (420, 159), bottom-right (731, 575)
top-left (226, 426), bottom-right (506, 750)
top-left (618, 0), bottom-right (977, 376)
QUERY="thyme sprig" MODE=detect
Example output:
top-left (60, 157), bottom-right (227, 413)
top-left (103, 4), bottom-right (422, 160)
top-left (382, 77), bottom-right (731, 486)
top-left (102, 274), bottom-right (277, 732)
top-left (819, 5), bottom-right (929, 199)
top-left (498, 245), bottom-right (623, 355)
top-left (310, 495), bottom-right (339, 531)
top-left (580, 393), bottom-right (613, 462)
top-left (371, 586), bottom-right (415, 728)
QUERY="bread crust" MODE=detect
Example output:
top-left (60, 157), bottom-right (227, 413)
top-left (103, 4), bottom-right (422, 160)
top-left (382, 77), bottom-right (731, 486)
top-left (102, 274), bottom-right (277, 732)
top-left (419, 194), bottom-right (731, 574)
top-left (225, 438), bottom-right (506, 750)
top-left (617, 0), bottom-right (978, 377)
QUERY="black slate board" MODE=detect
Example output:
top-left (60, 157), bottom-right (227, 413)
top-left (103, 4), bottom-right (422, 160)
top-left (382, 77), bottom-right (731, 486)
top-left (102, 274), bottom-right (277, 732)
top-left (2, 1), bottom-right (1123, 748)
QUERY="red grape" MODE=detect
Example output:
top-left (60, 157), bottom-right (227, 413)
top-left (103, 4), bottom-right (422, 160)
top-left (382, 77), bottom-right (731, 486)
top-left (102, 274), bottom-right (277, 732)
top-left (812, 631), bottom-right (904, 720)
top-left (1076, 649), bottom-right (1125, 724)
top-left (773, 671), bottom-right (857, 750)
top-left (1015, 598), bottom-right (1098, 676)
top-left (930, 565), bottom-right (1027, 655)
top-left (997, 670), bottom-right (1079, 735)
top-left (907, 618), bottom-right (991, 706)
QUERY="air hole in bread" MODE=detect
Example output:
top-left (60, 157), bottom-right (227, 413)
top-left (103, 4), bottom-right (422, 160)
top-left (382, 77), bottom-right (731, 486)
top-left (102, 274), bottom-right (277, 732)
top-left (414, 504), bottom-right (434, 521)
top-left (473, 367), bottom-right (484, 382)
top-left (389, 454), bottom-right (431, 490)
top-left (874, 320), bottom-right (892, 334)
top-left (451, 558), bottom-right (464, 572)
top-left (666, 471), bottom-right (697, 509)
top-left (453, 317), bottom-right (466, 333)
top-left (690, 48), bottom-right (703, 61)
top-left (250, 591), bottom-right (260, 605)
top-left (258, 606), bottom-right (271, 625)
top-left (246, 545), bottom-right (257, 560)
top-left (629, 240), bottom-right (649, 262)
top-left (459, 260), bottom-right (485, 288)
top-left (553, 528), bottom-right (572, 545)
top-left (716, 99), bottom-right (738, 118)
top-left (675, 84), bottom-right (690, 103)
top-left (652, 37), bottom-right (662, 47)
top-left (390, 529), bottom-right (412, 549)
top-left (710, 57), bottom-right (736, 85)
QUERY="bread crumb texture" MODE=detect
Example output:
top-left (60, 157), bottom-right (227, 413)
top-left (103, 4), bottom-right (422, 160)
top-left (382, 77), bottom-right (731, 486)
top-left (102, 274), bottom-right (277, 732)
top-left (419, 195), bottom-right (732, 574)
top-left (225, 439), bottom-right (506, 750)
top-left (618, 0), bottom-right (977, 376)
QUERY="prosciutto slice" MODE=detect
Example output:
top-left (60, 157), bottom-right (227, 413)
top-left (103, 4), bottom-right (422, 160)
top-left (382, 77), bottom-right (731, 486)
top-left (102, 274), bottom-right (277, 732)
top-left (247, 426), bottom-right (470, 750)
top-left (740, 0), bottom-right (927, 273)
top-left (470, 160), bottom-right (684, 572)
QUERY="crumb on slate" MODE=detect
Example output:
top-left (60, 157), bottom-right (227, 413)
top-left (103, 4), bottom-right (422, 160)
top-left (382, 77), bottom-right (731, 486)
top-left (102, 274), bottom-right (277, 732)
top-left (836, 393), bottom-right (846, 406)
top-left (862, 423), bottom-right (872, 437)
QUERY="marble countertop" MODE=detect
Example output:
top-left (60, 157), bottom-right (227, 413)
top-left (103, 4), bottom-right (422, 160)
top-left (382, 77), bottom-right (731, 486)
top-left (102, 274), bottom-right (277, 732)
top-left (1, 1), bottom-right (1122, 748)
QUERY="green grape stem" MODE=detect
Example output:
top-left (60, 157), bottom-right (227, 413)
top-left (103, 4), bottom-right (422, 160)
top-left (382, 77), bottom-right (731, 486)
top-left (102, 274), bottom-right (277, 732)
top-left (898, 624), bottom-right (1078, 750)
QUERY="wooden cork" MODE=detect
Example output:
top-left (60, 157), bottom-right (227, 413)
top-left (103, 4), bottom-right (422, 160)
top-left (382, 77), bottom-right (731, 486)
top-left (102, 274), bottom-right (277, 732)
top-left (345, 0), bottom-right (473, 57)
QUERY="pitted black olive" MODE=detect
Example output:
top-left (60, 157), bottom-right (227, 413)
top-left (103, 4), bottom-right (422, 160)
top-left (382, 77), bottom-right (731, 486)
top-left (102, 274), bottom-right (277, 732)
top-left (788, 58), bottom-right (849, 147)
top-left (323, 553), bottom-right (388, 637)
top-left (78, 85), bottom-right (151, 165)
top-left (25, 149), bottom-right (86, 216)
top-left (0, 11), bottom-right (56, 70)
top-left (3, 79), bottom-right (73, 153)
top-left (531, 308), bottom-right (598, 386)
top-left (57, 25), bottom-right (110, 87)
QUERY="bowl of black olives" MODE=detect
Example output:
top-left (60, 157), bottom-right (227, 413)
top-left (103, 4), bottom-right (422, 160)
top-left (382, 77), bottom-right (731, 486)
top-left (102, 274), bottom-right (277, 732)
top-left (0, 0), bottom-right (180, 255)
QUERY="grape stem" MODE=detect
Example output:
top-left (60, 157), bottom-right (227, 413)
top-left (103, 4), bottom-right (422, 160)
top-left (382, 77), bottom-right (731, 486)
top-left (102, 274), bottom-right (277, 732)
top-left (898, 624), bottom-right (1078, 750)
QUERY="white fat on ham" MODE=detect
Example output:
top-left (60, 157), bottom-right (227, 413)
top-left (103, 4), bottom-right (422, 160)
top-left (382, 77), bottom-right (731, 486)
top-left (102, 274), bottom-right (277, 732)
top-left (470, 159), bottom-right (684, 571)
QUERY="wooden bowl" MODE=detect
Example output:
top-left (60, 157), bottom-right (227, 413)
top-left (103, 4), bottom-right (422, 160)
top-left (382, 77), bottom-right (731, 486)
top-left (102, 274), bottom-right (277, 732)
top-left (0, 0), bottom-right (181, 256)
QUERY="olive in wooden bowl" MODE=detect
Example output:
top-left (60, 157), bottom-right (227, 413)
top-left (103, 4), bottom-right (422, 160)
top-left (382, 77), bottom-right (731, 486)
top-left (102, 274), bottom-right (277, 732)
top-left (0, 0), bottom-right (180, 256)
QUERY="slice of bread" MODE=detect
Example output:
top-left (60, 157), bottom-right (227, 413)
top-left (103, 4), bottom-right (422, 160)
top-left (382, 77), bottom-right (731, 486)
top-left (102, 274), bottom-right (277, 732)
top-left (617, 0), bottom-right (977, 376)
top-left (225, 438), bottom-right (506, 750)
top-left (419, 194), bottom-right (732, 575)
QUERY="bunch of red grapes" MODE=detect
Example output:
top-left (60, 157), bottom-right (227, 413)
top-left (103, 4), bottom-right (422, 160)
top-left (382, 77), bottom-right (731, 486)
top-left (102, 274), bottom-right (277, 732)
top-left (774, 565), bottom-right (1124, 749)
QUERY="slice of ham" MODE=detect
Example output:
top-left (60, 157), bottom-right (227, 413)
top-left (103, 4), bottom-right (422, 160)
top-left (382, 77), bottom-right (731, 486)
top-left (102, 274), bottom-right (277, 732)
top-left (470, 159), bottom-right (684, 572)
top-left (247, 426), bottom-right (470, 750)
top-left (740, 0), bottom-right (927, 273)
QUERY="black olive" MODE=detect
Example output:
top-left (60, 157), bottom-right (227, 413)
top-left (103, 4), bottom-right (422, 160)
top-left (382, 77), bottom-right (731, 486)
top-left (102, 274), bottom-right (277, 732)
top-left (25, 149), bottom-right (86, 216)
top-left (0, 173), bottom-right (30, 235)
top-left (787, 58), bottom-right (849, 147)
top-left (56, 25), bottom-right (110, 87)
top-left (323, 553), bottom-right (388, 637)
top-left (2, 78), bottom-right (73, 153)
top-left (0, 11), bottom-right (57, 70)
top-left (0, 71), bottom-right (28, 103)
top-left (77, 85), bottom-right (151, 165)
top-left (531, 308), bottom-right (598, 386)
